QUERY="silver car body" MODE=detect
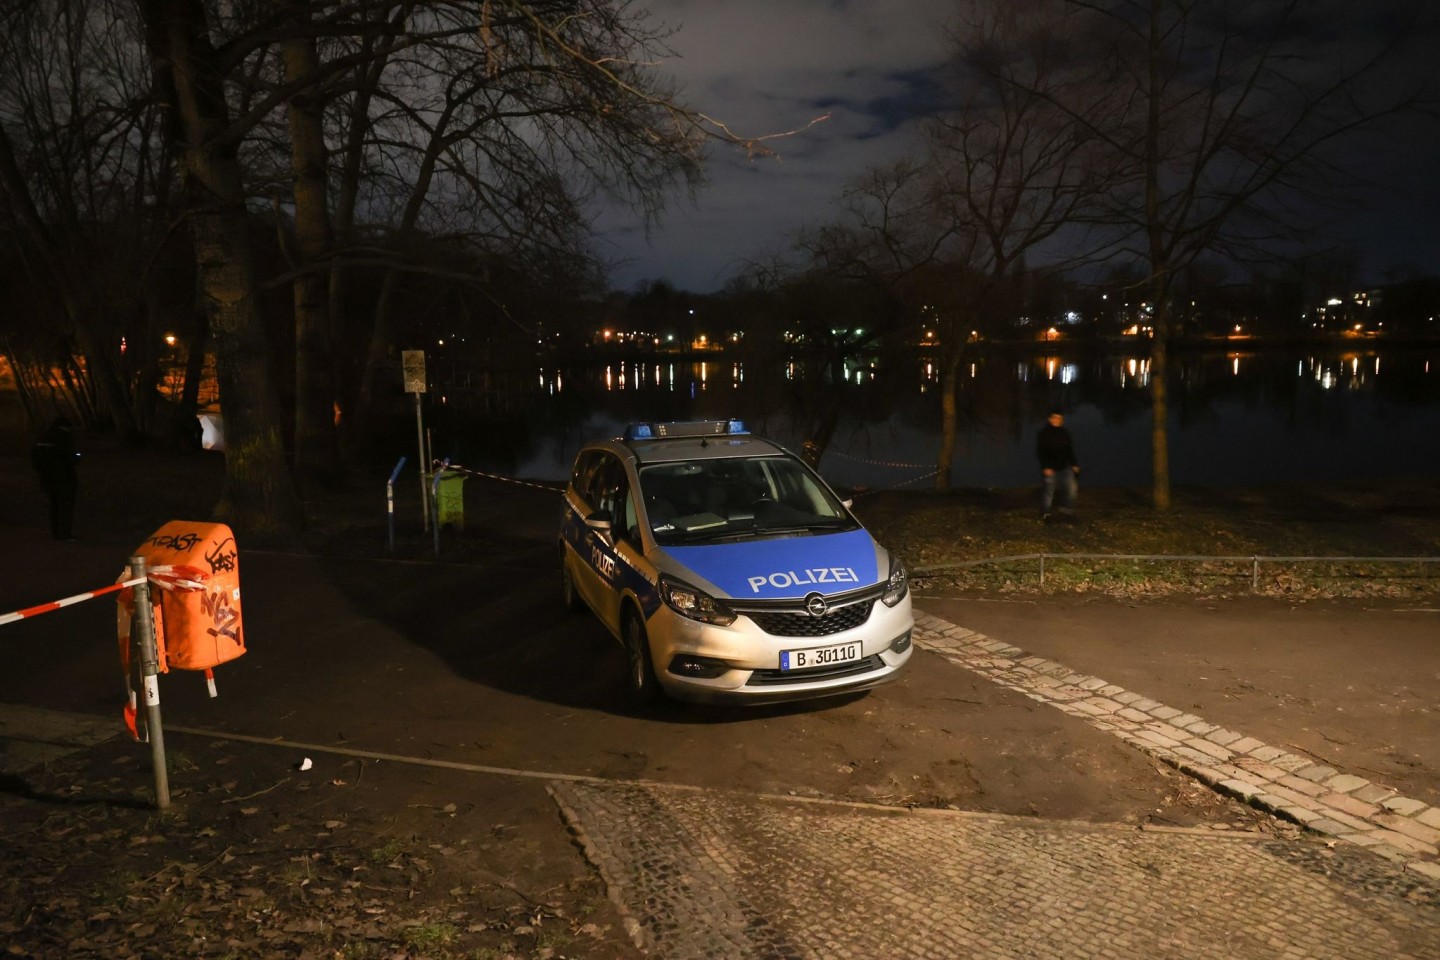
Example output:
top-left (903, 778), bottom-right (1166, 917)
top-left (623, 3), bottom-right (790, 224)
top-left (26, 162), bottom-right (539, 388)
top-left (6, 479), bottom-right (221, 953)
top-left (559, 420), bottom-right (913, 705)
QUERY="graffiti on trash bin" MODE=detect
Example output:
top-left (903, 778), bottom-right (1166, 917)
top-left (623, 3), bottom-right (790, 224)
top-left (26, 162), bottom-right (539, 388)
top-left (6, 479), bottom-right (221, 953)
top-left (147, 531), bottom-right (201, 552)
top-left (205, 537), bottom-right (237, 575)
top-left (201, 588), bottom-right (240, 644)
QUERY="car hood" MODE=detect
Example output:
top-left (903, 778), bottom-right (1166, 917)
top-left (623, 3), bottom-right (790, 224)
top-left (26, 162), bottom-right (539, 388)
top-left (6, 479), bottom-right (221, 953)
top-left (656, 529), bottom-right (885, 601)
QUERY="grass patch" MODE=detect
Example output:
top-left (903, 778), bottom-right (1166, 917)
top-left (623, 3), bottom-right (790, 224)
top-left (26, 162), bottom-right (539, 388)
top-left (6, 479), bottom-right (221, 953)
top-left (403, 920), bottom-right (459, 951)
top-left (857, 481), bottom-right (1440, 600)
top-left (369, 838), bottom-right (406, 864)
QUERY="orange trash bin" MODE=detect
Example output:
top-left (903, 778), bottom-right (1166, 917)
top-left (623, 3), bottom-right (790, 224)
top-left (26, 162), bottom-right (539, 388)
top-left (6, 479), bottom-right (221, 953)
top-left (119, 520), bottom-right (246, 675)
top-left (116, 521), bottom-right (245, 740)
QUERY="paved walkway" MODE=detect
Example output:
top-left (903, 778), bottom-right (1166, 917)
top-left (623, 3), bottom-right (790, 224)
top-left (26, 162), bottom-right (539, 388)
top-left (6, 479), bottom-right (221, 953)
top-left (911, 611), bottom-right (1440, 878)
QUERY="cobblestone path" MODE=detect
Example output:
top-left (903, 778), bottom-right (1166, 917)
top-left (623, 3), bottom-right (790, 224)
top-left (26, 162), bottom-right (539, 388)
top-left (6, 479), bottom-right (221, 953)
top-left (552, 780), bottom-right (1439, 959)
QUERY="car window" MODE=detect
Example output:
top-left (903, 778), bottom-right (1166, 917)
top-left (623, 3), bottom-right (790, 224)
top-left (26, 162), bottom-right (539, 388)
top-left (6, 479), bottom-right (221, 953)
top-left (591, 454), bottom-right (628, 523)
top-left (639, 454), bottom-right (855, 544)
top-left (620, 487), bottom-right (641, 544)
top-left (570, 451), bottom-right (604, 505)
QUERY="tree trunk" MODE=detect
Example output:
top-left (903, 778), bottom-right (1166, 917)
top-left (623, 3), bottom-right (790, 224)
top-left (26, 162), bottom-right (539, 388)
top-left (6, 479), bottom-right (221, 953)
top-left (1148, 316), bottom-right (1171, 511)
top-left (139, 0), bottom-right (302, 538)
top-left (935, 346), bottom-right (962, 490)
top-left (283, 28), bottom-right (340, 490)
top-left (191, 200), bottom-right (304, 533)
top-left (1144, 0), bottom-right (1171, 513)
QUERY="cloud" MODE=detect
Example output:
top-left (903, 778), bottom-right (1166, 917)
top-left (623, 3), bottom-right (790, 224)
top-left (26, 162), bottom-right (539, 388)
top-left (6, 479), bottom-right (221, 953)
top-left (592, 0), bottom-right (955, 292)
top-left (594, 0), bottom-right (1440, 292)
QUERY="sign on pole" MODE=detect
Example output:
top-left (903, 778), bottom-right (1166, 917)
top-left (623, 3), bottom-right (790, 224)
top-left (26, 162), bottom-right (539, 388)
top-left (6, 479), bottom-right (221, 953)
top-left (402, 350), bottom-right (427, 394)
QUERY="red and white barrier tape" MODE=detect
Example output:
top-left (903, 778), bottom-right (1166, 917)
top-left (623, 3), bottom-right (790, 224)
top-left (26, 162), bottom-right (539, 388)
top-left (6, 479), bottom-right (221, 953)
top-left (0, 577), bottom-right (145, 627)
top-left (0, 567), bottom-right (208, 628)
top-left (430, 461), bottom-right (565, 493)
top-left (146, 565), bottom-right (208, 592)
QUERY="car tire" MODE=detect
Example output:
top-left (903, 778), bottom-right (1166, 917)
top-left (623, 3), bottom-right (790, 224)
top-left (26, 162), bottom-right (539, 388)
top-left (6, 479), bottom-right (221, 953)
top-left (622, 611), bottom-right (659, 704)
top-left (560, 551), bottom-right (584, 613)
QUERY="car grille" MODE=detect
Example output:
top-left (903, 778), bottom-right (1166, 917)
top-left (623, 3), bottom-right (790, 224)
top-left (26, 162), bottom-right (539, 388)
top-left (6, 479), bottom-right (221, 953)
top-left (744, 603), bottom-right (873, 637)
top-left (746, 654), bottom-right (885, 686)
top-left (730, 585), bottom-right (880, 638)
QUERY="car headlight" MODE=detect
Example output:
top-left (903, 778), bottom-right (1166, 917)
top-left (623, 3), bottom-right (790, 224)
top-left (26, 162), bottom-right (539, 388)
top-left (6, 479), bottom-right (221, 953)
top-left (881, 556), bottom-right (909, 607)
top-left (659, 577), bottom-right (737, 626)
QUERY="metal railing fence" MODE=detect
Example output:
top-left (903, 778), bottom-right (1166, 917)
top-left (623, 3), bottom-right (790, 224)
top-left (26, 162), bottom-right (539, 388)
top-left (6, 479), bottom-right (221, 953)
top-left (911, 553), bottom-right (1439, 591)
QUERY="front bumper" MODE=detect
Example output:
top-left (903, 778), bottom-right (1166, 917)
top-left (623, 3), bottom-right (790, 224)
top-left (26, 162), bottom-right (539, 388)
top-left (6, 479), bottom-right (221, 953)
top-left (645, 590), bottom-right (915, 705)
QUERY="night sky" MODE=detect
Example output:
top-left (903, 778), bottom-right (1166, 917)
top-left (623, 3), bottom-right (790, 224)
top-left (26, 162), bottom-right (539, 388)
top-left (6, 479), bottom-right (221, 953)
top-left (593, 0), bottom-right (1440, 295)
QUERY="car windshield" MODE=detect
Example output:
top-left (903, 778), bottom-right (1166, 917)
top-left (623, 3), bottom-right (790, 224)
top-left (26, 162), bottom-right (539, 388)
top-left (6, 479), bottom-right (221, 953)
top-left (639, 454), bottom-right (857, 545)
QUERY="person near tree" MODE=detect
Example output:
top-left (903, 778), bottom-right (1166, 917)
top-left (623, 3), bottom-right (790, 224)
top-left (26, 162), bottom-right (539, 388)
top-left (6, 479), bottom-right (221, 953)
top-left (31, 417), bottom-right (79, 541)
top-left (1036, 410), bottom-right (1080, 522)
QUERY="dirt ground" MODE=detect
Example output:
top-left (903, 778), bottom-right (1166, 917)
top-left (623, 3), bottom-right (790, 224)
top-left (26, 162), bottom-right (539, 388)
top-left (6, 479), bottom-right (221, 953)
top-left (0, 429), bottom-right (1436, 959)
top-left (1, 735), bottom-right (641, 959)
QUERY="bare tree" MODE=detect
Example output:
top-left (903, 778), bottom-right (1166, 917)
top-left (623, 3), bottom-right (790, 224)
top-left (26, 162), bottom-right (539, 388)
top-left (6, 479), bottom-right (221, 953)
top-left (924, 0), bottom-right (1112, 487)
top-left (127, 0), bottom-right (770, 534)
top-left (0, 0), bottom-right (175, 439)
top-left (793, 159), bottom-right (959, 465)
top-left (790, 0), bottom-right (1110, 484)
top-left (1060, 0), bottom-right (1434, 509)
top-left (337, 0), bottom-right (710, 453)
top-left (7, 0), bottom-right (782, 535)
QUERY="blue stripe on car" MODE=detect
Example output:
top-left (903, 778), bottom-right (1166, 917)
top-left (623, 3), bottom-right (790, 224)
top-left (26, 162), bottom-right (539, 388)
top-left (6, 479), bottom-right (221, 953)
top-left (663, 529), bottom-right (880, 600)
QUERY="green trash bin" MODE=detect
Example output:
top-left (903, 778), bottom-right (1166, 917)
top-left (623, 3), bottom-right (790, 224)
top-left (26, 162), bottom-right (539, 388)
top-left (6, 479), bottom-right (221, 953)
top-left (435, 471), bottom-right (466, 531)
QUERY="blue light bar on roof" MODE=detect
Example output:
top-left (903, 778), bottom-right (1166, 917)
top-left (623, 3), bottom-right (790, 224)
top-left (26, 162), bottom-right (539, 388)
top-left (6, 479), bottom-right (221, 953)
top-left (624, 419), bottom-right (748, 441)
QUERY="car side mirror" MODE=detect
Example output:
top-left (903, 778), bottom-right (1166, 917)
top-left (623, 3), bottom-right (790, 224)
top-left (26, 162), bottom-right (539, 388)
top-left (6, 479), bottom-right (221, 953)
top-left (841, 498), bottom-right (853, 510)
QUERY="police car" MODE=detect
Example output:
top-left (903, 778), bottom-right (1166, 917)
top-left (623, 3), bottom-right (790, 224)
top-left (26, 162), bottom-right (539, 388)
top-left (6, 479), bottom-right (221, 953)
top-left (559, 419), bottom-right (913, 705)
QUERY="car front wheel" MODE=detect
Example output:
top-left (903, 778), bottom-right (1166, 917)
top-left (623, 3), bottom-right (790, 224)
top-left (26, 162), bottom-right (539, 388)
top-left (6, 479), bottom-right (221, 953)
top-left (622, 612), bottom-right (659, 704)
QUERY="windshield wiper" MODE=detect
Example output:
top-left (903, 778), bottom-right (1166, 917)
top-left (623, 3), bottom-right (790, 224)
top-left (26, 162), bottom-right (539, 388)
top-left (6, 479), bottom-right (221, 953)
top-left (755, 517), bottom-right (850, 533)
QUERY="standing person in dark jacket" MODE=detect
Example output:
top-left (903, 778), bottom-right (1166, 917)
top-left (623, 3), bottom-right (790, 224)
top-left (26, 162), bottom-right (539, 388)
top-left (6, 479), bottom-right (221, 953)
top-left (1036, 410), bottom-right (1080, 522)
top-left (31, 417), bottom-right (79, 541)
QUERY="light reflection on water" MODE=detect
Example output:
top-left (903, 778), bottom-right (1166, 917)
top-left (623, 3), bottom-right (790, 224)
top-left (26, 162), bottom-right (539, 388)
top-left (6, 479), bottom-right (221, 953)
top-left (507, 346), bottom-right (1439, 490)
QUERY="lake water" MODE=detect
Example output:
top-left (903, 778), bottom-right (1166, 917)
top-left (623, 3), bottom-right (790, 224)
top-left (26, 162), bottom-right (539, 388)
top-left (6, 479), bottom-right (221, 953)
top-left (443, 344), bottom-right (1440, 491)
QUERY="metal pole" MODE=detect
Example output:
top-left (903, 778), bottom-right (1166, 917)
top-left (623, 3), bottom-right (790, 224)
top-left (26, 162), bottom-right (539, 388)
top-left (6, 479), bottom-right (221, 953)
top-left (1039, 553), bottom-right (1046, 587)
top-left (129, 556), bottom-right (170, 810)
top-left (387, 456), bottom-right (406, 552)
top-left (414, 392), bottom-right (429, 532)
top-left (1252, 556), bottom-right (1259, 592)
top-left (386, 479), bottom-right (395, 551)
top-left (432, 458), bottom-right (449, 557)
